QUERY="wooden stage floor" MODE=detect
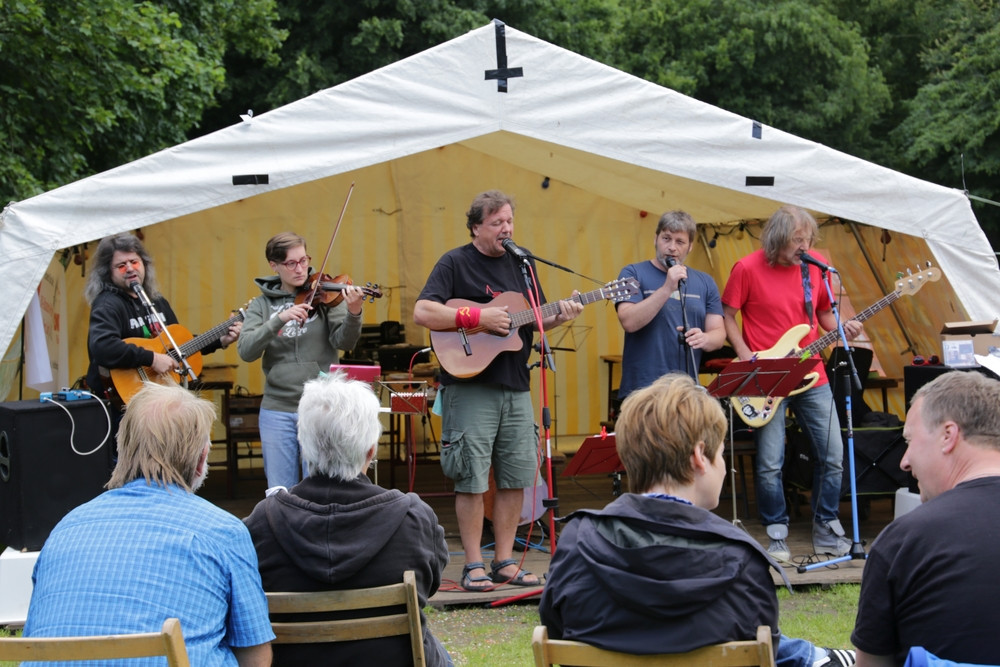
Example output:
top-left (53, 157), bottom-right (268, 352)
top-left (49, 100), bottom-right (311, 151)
top-left (203, 436), bottom-right (895, 608)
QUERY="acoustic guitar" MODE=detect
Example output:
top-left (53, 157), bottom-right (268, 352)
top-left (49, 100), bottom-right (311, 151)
top-left (731, 265), bottom-right (940, 427)
top-left (430, 278), bottom-right (639, 378)
top-left (108, 306), bottom-right (247, 405)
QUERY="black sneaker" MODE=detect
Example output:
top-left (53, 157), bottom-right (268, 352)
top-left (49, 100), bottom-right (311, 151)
top-left (814, 648), bottom-right (856, 667)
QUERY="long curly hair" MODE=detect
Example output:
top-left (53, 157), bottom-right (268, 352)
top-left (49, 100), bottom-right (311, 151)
top-left (84, 233), bottom-right (161, 305)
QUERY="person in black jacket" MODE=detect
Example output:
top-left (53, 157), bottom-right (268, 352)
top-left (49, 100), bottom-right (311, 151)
top-left (244, 371), bottom-right (452, 667)
top-left (84, 232), bottom-right (240, 401)
top-left (539, 373), bottom-right (855, 667)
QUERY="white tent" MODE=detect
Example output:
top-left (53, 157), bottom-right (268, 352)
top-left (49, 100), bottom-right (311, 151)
top-left (2, 21), bottom-right (996, 429)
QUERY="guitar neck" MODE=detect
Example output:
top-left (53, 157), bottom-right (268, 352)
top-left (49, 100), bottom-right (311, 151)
top-left (178, 312), bottom-right (244, 358)
top-left (508, 287), bottom-right (610, 328)
top-left (803, 290), bottom-right (901, 356)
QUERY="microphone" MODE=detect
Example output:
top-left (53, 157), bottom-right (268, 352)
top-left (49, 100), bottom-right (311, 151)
top-left (501, 238), bottom-right (528, 259)
top-left (130, 280), bottom-right (156, 309)
top-left (129, 279), bottom-right (146, 299)
top-left (665, 257), bottom-right (685, 288)
top-left (798, 252), bottom-right (838, 274)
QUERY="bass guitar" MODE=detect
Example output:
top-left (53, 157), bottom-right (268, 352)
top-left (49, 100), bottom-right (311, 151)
top-left (109, 306), bottom-right (247, 405)
top-left (732, 264), bottom-right (940, 427)
top-left (430, 278), bottom-right (639, 378)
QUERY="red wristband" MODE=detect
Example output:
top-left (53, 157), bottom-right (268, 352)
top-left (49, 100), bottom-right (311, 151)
top-left (455, 306), bottom-right (481, 329)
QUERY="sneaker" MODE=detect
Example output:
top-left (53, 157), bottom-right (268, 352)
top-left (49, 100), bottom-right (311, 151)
top-left (813, 519), bottom-right (851, 556)
top-left (768, 538), bottom-right (791, 562)
top-left (814, 648), bottom-right (856, 666)
top-left (766, 523), bottom-right (791, 562)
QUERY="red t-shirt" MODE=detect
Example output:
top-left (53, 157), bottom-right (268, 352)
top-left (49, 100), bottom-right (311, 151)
top-left (722, 248), bottom-right (834, 386)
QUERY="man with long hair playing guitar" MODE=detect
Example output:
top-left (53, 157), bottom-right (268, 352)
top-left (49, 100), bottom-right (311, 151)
top-left (84, 233), bottom-right (241, 409)
top-left (413, 189), bottom-right (583, 592)
top-left (722, 206), bottom-right (863, 563)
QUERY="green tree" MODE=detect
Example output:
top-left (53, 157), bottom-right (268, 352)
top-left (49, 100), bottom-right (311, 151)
top-left (612, 0), bottom-right (891, 158)
top-left (197, 0), bottom-right (490, 135)
top-left (0, 0), bottom-right (285, 205)
top-left (889, 0), bottom-right (1000, 239)
top-left (195, 0), bottom-right (627, 137)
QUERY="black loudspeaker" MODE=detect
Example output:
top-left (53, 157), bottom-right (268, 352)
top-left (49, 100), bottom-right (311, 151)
top-left (0, 399), bottom-right (115, 551)
top-left (784, 424), bottom-right (914, 496)
top-left (841, 427), bottom-right (914, 496)
top-left (903, 365), bottom-right (992, 408)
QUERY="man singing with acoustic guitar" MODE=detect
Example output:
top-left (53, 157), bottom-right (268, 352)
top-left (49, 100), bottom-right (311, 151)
top-left (84, 233), bottom-right (241, 407)
top-left (413, 189), bottom-right (583, 592)
top-left (722, 205), bottom-right (863, 563)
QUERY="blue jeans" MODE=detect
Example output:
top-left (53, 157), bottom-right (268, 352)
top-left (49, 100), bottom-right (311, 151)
top-left (777, 635), bottom-right (824, 667)
top-left (258, 408), bottom-right (307, 490)
top-left (755, 383), bottom-right (844, 526)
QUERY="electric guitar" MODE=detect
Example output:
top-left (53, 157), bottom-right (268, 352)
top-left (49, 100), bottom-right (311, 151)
top-left (430, 278), bottom-right (639, 378)
top-left (108, 306), bottom-right (248, 405)
top-left (732, 265), bottom-right (940, 427)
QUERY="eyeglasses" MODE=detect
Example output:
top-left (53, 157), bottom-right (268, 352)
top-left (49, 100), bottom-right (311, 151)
top-left (114, 259), bottom-right (142, 273)
top-left (912, 355), bottom-right (940, 366)
top-left (278, 256), bottom-right (311, 270)
top-left (792, 236), bottom-right (813, 245)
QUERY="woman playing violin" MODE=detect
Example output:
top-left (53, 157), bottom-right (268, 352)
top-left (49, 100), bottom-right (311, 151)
top-left (237, 232), bottom-right (365, 490)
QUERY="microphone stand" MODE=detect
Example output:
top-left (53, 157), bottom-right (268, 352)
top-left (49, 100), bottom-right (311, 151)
top-left (487, 251), bottom-right (555, 608)
top-left (797, 266), bottom-right (867, 572)
top-left (131, 282), bottom-right (197, 384)
top-left (676, 280), bottom-right (698, 381)
top-left (666, 259), bottom-right (698, 381)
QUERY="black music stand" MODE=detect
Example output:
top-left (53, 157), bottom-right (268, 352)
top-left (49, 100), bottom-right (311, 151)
top-left (562, 432), bottom-right (625, 497)
top-left (708, 357), bottom-right (822, 528)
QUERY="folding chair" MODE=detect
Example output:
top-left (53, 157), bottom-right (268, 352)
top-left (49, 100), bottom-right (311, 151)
top-left (0, 617), bottom-right (190, 665)
top-left (532, 624), bottom-right (775, 667)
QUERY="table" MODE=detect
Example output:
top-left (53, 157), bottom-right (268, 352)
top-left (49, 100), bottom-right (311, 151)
top-left (863, 376), bottom-right (899, 413)
top-left (190, 365), bottom-right (237, 497)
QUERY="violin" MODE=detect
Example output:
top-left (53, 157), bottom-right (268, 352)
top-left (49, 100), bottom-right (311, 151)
top-left (294, 272), bottom-right (383, 308)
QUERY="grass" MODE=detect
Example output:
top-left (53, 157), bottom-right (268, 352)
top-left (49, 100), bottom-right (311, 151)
top-left (1, 584), bottom-right (861, 666)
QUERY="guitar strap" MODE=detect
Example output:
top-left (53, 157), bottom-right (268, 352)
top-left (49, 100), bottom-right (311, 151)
top-left (801, 263), bottom-right (814, 327)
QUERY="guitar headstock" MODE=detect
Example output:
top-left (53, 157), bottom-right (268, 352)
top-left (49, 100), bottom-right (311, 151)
top-left (603, 277), bottom-right (640, 303)
top-left (893, 262), bottom-right (941, 296)
top-left (234, 301), bottom-right (252, 320)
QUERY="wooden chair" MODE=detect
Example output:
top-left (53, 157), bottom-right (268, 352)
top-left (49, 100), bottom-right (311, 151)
top-left (266, 569), bottom-right (425, 666)
top-left (0, 617), bottom-right (190, 665)
top-left (532, 624), bottom-right (776, 667)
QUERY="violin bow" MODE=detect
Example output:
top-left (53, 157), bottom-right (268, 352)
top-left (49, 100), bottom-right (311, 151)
top-left (304, 181), bottom-right (355, 305)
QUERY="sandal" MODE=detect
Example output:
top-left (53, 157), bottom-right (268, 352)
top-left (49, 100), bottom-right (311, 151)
top-left (460, 562), bottom-right (493, 592)
top-left (490, 558), bottom-right (540, 587)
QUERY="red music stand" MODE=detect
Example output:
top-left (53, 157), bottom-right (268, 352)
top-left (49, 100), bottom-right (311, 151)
top-left (707, 356), bottom-right (821, 528)
top-left (563, 432), bottom-right (625, 497)
top-left (707, 356), bottom-right (821, 400)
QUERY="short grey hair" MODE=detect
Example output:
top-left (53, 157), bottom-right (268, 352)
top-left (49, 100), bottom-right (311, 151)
top-left (913, 371), bottom-right (1000, 451)
top-left (297, 372), bottom-right (383, 481)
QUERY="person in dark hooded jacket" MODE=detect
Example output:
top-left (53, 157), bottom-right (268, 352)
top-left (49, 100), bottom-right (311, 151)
top-left (244, 371), bottom-right (451, 666)
top-left (538, 373), bottom-right (855, 667)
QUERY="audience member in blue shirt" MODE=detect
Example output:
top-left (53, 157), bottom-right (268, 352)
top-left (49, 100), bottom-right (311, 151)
top-left (24, 381), bottom-right (274, 667)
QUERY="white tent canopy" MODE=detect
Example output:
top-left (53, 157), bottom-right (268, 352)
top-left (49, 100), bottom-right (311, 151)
top-left (2, 21), bottom-right (997, 424)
